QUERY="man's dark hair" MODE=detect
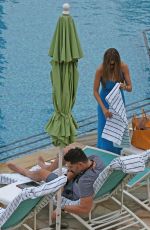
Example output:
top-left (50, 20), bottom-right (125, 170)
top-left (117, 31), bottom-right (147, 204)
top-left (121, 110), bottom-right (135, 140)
top-left (64, 147), bottom-right (88, 164)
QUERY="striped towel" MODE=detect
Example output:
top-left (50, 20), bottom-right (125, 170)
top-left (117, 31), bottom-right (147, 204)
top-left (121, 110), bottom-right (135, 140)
top-left (0, 173), bottom-right (32, 185)
top-left (102, 83), bottom-right (130, 148)
top-left (0, 175), bottom-right (67, 227)
top-left (110, 154), bottom-right (145, 173)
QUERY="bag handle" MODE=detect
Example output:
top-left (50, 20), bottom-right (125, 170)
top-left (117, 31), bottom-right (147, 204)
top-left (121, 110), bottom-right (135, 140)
top-left (142, 109), bottom-right (147, 118)
top-left (132, 109), bottom-right (148, 131)
top-left (132, 114), bottom-right (137, 131)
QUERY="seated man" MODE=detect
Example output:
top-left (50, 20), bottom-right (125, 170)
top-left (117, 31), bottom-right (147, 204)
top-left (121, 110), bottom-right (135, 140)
top-left (7, 147), bottom-right (104, 215)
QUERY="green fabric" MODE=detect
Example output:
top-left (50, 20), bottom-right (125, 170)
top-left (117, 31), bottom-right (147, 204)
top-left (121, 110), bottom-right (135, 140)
top-left (94, 171), bottom-right (126, 199)
top-left (2, 197), bottom-right (41, 229)
top-left (128, 167), bottom-right (150, 187)
top-left (49, 15), bottom-right (83, 62)
top-left (84, 147), bottom-right (117, 166)
top-left (45, 14), bottom-right (83, 147)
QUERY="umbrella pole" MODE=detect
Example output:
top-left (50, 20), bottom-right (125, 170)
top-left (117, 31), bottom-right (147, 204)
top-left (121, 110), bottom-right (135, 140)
top-left (46, 2), bottom-right (83, 229)
top-left (56, 147), bottom-right (63, 230)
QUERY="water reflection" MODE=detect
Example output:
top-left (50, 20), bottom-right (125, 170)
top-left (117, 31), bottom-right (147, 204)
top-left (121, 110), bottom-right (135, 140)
top-left (117, 0), bottom-right (150, 25)
top-left (116, 0), bottom-right (150, 95)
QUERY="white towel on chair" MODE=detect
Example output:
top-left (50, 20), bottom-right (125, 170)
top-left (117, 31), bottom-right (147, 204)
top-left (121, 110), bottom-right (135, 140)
top-left (102, 83), bottom-right (130, 148)
top-left (110, 154), bottom-right (145, 173)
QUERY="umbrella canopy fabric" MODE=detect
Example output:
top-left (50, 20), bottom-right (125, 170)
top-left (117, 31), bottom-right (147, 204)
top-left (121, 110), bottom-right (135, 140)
top-left (49, 15), bottom-right (83, 62)
top-left (45, 14), bottom-right (83, 147)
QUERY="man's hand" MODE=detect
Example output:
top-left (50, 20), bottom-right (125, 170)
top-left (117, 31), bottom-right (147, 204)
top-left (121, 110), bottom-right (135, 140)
top-left (63, 144), bottom-right (76, 155)
top-left (63, 146), bottom-right (72, 155)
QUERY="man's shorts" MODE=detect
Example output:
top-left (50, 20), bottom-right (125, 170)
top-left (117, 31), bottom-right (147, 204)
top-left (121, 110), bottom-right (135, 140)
top-left (45, 173), bottom-right (58, 182)
top-left (45, 168), bottom-right (67, 182)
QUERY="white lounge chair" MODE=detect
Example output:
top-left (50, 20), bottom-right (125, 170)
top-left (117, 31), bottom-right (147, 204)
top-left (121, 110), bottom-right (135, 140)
top-left (61, 146), bottom-right (150, 230)
top-left (122, 146), bottom-right (150, 212)
top-left (0, 175), bottom-right (67, 230)
top-left (123, 167), bottom-right (150, 212)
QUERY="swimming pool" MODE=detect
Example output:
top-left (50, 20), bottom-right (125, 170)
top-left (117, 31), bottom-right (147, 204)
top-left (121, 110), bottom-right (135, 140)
top-left (0, 0), bottom-right (150, 151)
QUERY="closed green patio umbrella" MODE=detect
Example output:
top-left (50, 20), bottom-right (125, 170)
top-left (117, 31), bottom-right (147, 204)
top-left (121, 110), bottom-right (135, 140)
top-left (45, 3), bottom-right (83, 229)
top-left (45, 4), bottom-right (83, 147)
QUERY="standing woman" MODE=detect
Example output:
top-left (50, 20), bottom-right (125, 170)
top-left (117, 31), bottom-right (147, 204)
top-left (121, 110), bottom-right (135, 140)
top-left (94, 48), bottom-right (132, 154)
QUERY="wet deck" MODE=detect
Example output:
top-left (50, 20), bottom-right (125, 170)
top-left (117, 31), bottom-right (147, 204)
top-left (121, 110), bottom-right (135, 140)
top-left (0, 132), bottom-right (150, 229)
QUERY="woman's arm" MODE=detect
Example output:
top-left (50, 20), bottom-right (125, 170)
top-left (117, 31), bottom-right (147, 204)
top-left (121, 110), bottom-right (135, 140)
top-left (93, 65), bottom-right (112, 118)
top-left (120, 62), bottom-right (132, 92)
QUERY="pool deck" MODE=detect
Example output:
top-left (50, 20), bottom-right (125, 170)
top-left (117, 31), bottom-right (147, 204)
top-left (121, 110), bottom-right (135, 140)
top-left (0, 132), bottom-right (150, 229)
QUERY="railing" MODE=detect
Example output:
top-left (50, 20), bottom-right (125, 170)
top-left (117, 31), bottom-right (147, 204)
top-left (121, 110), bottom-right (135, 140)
top-left (0, 98), bottom-right (149, 162)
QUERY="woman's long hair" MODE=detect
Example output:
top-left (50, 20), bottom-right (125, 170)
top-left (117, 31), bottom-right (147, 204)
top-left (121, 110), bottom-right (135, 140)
top-left (101, 48), bottom-right (123, 87)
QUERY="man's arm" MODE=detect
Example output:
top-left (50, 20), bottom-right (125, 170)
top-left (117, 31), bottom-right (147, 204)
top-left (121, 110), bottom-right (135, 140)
top-left (63, 196), bottom-right (93, 215)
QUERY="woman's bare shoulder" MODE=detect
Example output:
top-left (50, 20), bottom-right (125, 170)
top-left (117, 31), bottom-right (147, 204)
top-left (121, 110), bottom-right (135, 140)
top-left (121, 61), bottom-right (129, 71)
top-left (96, 64), bottom-right (103, 74)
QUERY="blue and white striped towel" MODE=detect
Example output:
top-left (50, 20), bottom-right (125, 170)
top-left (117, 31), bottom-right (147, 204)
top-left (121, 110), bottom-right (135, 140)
top-left (0, 175), bottom-right (67, 227)
top-left (110, 154), bottom-right (145, 173)
top-left (102, 83), bottom-right (130, 148)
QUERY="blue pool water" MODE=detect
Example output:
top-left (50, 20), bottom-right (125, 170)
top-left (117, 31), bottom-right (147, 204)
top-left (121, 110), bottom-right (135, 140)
top-left (0, 0), bottom-right (150, 148)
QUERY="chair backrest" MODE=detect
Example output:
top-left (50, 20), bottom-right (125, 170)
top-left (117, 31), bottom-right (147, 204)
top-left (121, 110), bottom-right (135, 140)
top-left (83, 146), bottom-right (117, 166)
top-left (127, 167), bottom-right (150, 188)
top-left (0, 175), bottom-right (67, 229)
top-left (2, 197), bottom-right (42, 229)
top-left (94, 169), bottom-right (126, 199)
